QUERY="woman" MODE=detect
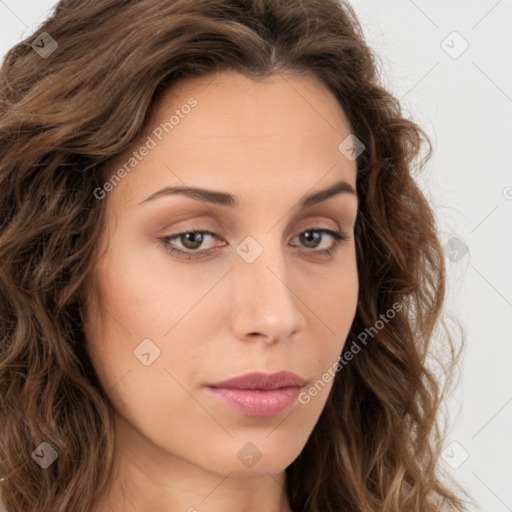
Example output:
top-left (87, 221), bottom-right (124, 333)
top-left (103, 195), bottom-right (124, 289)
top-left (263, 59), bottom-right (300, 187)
top-left (0, 0), bottom-right (468, 511)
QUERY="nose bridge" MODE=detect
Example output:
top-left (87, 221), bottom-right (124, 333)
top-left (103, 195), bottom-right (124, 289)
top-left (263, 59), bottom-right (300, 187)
top-left (230, 232), bottom-right (306, 341)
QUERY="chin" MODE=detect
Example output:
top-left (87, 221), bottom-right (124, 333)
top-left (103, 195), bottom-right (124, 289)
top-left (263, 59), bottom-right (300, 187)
top-left (199, 436), bottom-right (305, 477)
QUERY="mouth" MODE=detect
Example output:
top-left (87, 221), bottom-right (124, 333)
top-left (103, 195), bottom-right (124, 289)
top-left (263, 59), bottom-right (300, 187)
top-left (206, 371), bottom-right (306, 417)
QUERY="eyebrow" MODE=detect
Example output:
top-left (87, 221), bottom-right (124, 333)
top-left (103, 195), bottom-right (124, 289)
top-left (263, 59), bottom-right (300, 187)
top-left (137, 179), bottom-right (356, 209)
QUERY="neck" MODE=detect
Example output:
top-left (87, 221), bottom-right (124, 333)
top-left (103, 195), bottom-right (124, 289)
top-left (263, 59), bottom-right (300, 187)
top-left (93, 413), bottom-right (294, 512)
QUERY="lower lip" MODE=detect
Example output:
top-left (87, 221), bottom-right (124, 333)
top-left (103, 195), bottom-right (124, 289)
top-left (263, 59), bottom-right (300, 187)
top-left (206, 386), bottom-right (301, 417)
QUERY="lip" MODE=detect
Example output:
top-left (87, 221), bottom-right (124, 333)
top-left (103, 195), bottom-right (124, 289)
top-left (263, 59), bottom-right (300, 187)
top-left (208, 371), bottom-right (306, 390)
top-left (206, 371), bottom-right (306, 417)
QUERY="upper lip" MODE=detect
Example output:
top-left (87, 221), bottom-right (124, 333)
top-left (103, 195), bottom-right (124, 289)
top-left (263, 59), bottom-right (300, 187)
top-left (208, 371), bottom-right (306, 390)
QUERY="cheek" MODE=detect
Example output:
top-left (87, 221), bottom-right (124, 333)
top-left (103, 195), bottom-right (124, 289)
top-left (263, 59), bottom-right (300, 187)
top-left (83, 250), bottom-right (225, 396)
top-left (307, 257), bottom-right (359, 334)
top-left (306, 262), bottom-right (359, 375)
top-left (89, 233), bottom-right (220, 334)
top-left (292, 275), bottom-right (358, 421)
top-left (81, 237), bottom-right (359, 475)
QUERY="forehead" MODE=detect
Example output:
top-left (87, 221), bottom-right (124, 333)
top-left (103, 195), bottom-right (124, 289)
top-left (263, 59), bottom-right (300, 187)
top-left (106, 71), bottom-right (357, 207)
top-left (151, 70), bottom-right (352, 140)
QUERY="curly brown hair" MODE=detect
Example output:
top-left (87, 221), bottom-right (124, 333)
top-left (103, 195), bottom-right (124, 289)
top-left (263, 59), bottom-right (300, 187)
top-left (0, 0), bottom-right (468, 511)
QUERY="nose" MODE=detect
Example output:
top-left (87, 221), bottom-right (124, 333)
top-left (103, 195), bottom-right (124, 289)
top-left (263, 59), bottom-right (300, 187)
top-left (230, 244), bottom-right (307, 344)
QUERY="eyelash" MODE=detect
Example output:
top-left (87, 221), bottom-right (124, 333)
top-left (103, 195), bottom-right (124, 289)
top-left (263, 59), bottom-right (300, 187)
top-left (158, 227), bottom-right (348, 260)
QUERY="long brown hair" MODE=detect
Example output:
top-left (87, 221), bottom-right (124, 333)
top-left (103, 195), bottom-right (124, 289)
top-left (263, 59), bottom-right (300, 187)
top-left (0, 0), bottom-right (468, 510)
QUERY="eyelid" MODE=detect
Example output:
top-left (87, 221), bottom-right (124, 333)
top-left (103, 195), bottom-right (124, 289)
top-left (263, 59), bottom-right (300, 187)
top-left (158, 225), bottom-right (349, 260)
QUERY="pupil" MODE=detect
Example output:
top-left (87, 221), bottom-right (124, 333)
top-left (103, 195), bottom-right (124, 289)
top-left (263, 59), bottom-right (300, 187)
top-left (183, 232), bottom-right (203, 249)
top-left (302, 231), bottom-right (320, 248)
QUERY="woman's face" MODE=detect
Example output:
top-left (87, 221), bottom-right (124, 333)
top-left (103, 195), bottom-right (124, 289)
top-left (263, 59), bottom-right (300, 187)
top-left (84, 71), bottom-right (359, 479)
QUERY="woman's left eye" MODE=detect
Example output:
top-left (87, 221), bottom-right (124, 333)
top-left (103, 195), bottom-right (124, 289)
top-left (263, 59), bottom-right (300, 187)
top-left (158, 228), bottom-right (348, 260)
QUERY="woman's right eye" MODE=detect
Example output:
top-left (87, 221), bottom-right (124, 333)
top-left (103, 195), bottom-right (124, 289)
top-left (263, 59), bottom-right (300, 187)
top-left (158, 230), bottom-right (220, 259)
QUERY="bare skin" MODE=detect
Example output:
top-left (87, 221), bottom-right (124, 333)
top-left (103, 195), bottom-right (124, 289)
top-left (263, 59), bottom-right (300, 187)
top-left (85, 70), bottom-right (359, 512)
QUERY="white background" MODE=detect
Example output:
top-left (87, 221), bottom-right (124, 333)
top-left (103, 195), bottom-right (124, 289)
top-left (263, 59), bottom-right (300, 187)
top-left (1, 1), bottom-right (511, 510)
